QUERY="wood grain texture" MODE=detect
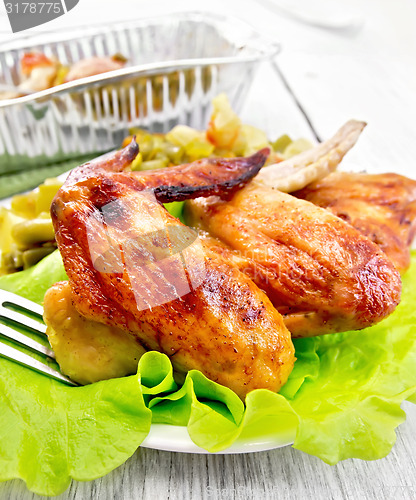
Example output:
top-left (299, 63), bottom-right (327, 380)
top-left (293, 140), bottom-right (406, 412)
top-left (1, 402), bottom-right (415, 500)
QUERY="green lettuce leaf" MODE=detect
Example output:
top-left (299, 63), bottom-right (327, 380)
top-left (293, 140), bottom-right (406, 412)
top-left (289, 259), bottom-right (416, 463)
top-left (0, 363), bottom-right (151, 496)
top-left (0, 251), bottom-right (415, 495)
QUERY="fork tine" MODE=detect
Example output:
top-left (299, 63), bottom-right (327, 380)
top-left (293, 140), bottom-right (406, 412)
top-left (0, 341), bottom-right (78, 386)
top-left (0, 323), bottom-right (55, 358)
top-left (0, 289), bottom-right (78, 386)
top-left (0, 290), bottom-right (44, 317)
top-left (0, 307), bottom-right (47, 335)
top-left (0, 290), bottom-right (46, 335)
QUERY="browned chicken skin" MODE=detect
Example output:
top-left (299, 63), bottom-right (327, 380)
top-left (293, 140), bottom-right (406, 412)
top-left (185, 122), bottom-right (405, 338)
top-left (46, 141), bottom-right (295, 399)
top-left (294, 171), bottom-right (416, 274)
top-left (185, 183), bottom-right (402, 338)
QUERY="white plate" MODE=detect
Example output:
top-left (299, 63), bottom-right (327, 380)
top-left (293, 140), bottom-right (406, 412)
top-left (141, 424), bottom-right (295, 454)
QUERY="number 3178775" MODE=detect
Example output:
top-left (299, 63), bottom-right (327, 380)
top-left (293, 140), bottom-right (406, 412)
top-left (5, 2), bottom-right (63, 14)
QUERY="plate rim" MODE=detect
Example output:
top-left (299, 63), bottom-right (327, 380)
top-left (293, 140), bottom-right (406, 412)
top-left (140, 423), bottom-right (295, 454)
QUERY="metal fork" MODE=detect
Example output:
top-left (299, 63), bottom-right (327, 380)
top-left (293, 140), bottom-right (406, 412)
top-left (0, 289), bottom-right (77, 386)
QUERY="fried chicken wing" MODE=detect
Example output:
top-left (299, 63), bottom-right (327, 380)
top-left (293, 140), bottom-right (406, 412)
top-left (294, 172), bottom-right (416, 274)
top-left (43, 281), bottom-right (147, 385)
top-left (185, 123), bottom-right (402, 338)
top-left (186, 184), bottom-right (402, 338)
top-left (45, 142), bottom-right (294, 399)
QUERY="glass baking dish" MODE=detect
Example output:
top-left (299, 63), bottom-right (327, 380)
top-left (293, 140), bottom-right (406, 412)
top-left (0, 11), bottom-right (280, 174)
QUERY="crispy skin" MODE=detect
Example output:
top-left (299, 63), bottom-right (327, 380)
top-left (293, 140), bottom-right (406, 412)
top-left (294, 171), bottom-right (416, 274)
top-left (48, 143), bottom-right (294, 398)
top-left (185, 182), bottom-right (402, 338)
top-left (67, 139), bottom-right (270, 202)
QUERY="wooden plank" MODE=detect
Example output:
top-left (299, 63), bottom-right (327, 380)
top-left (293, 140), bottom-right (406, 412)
top-left (1, 402), bottom-right (415, 499)
top-left (240, 60), bottom-right (318, 142)
top-left (1, 2), bottom-right (416, 499)
top-left (277, 51), bottom-right (416, 177)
